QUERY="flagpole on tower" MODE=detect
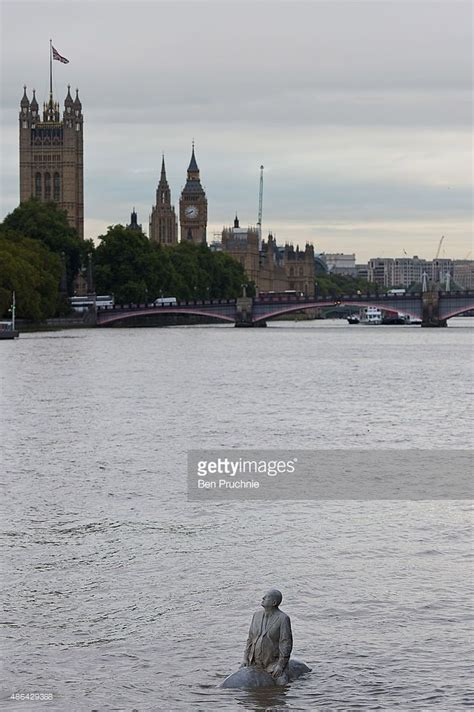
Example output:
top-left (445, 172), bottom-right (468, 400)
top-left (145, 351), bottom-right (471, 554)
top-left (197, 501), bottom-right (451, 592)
top-left (49, 38), bottom-right (53, 103)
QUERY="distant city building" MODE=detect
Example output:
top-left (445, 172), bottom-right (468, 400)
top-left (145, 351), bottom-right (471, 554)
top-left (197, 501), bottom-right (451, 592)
top-left (149, 156), bottom-right (178, 244)
top-left (390, 256), bottom-right (427, 287)
top-left (321, 253), bottom-right (356, 276)
top-left (179, 144), bottom-right (208, 244)
top-left (314, 254), bottom-right (329, 275)
top-left (221, 216), bottom-right (315, 296)
top-left (429, 259), bottom-right (453, 284)
top-left (367, 258), bottom-right (394, 287)
top-left (19, 84), bottom-right (84, 238)
top-left (453, 260), bottom-right (474, 289)
top-left (355, 263), bottom-right (369, 281)
top-left (367, 256), bottom-right (459, 288)
top-left (127, 208), bottom-right (142, 231)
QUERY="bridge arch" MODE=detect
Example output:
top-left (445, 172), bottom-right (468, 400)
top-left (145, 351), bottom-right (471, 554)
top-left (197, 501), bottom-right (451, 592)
top-left (253, 299), bottom-right (422, 323)
top-left (439, 305), bottom-right (474, 320)
top-left (97, 307), bottom-right (235, 327)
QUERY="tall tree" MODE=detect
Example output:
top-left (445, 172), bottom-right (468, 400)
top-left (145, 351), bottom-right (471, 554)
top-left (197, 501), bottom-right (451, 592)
top-left (94, 224), bottom-right (153, 303)
top-left (2, 198), bottom-right (93, 292)
top-left (0, 230), bottom-right (63, 320)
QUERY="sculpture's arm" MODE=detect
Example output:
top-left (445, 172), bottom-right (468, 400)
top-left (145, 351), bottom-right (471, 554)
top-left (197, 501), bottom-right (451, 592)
top-left (241, 616), bottom-right (255, 667)
top-left (272, 616), bottom-right (293, 678)
top-left (279, 616), bottom-right (293, 664)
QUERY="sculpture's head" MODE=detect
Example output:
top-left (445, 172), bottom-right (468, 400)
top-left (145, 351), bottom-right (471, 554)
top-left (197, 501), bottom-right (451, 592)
top-left (261, 589), bottom-right (283, 610)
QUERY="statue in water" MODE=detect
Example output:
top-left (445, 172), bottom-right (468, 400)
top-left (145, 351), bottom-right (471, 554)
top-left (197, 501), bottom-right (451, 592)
top-left (220, 589), bottom-right (311, 689)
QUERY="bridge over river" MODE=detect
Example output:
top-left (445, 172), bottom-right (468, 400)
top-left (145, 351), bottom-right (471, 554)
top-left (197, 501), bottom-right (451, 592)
top-left (94, 291), bottom-right (474, 328)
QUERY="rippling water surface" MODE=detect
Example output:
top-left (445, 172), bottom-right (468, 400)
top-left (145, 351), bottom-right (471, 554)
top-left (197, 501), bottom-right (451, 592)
top-left (1, 320), bottom-right (473, 711)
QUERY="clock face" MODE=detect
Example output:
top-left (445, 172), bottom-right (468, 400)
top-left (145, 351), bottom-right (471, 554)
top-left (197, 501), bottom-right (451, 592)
top-left (185, 205), bottom-right (198, 219)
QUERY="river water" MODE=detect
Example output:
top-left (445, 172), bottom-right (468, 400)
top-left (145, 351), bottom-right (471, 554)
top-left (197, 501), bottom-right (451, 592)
top-left (1, 320), bottom-right (473, 711)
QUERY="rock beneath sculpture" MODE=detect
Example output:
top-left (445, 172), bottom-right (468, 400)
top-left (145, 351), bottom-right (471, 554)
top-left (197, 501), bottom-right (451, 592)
top-left (220, 589), bottom-right (311, 689)
top-left (221, 658), bottom-right (311, 689)
top-left (221, 665), bottom-right (275, 689)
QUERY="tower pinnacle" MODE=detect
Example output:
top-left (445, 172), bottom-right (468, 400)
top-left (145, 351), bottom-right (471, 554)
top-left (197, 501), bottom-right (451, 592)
top-left (149, 153), bottom-right (178, 244)
top-left (20, 86), bottom-right (29, 108)
top-left (187, 143), bottom-right (199, 174)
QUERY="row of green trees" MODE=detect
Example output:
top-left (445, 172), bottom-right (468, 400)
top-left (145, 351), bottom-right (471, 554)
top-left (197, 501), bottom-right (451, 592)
top-left (94, 225), bottom-right (248, 304)
top-left (315, 273), bottom-right (376, 296)
top-left (0, 199), bottom-right (249, 320)
top-left (0, 198), bottom-right (380, 321)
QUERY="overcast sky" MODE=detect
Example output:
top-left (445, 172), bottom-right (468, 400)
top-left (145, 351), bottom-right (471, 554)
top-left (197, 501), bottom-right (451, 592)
top-left (1, 0), bottom-right (472, 260)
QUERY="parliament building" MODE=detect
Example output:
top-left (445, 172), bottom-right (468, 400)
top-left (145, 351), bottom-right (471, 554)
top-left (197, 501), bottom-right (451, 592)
top-left (221, 217), bottom-right (315, 296)
top-left (19, 85), bottom-right (84, 238)
top-left (147, 149), bottom-right (314, 294)
top-left (17, 82), bottom-right (313, 294)
top-left (149, 145), bottom-right (208, 246)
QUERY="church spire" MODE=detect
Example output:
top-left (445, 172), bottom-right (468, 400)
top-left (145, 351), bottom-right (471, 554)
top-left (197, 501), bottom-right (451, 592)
top-left (64, 84), bottom-right (73, 108)
top-left (187, 142), bottom-right (199, 175)
top-left (20, 86), bottom-right (29, 108)
top-left (157, 154), bottom-right (171, 205)
top-left (149, 153), bottom-right (178, 244)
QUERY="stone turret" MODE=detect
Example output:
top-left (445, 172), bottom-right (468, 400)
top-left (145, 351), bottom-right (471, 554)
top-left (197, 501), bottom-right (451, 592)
top-left (149, 155), bottom-right (178, 244)
top-left (19, 82), bottom-right (84, 238)
top-left (179, 143), bottom-right (208, 244)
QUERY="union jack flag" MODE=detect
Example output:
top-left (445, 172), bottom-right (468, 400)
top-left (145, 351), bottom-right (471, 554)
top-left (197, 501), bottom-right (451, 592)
top-left (52, 46), bottom-right (69, 64)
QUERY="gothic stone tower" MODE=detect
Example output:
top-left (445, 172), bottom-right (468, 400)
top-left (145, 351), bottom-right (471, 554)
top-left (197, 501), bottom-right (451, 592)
top-left (19, 85), bottom-right (84, 238)
top-left (179, 145), bottom-right (207, 244)
top-left (149, 156), bottom-right (178, 244)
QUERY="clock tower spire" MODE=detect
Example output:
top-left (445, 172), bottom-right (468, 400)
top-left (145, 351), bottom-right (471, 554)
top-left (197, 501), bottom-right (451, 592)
top-left (149, 154), bottom-right (178, 244)
top-left (179, 143), bottom-right (207, 244)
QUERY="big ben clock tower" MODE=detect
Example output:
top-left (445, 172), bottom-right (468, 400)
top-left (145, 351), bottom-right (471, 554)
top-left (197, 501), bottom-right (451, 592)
top-left (179, 144), bottom-right (207, 244)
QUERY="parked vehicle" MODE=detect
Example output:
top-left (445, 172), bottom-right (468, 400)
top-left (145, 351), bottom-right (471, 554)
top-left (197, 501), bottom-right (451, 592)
top-left (69, 295), bottom-right (115, 312)
top-left (258, 290), bottom-right (304, 302)
top-left (153, 297), bottom-right (177, 306)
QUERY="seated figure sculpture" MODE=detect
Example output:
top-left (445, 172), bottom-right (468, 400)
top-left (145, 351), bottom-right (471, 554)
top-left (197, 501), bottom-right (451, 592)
top-left (220, 589), bottom-right (311, 689)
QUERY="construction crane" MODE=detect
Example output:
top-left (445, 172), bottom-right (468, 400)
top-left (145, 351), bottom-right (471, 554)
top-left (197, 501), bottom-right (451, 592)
top-left (433, 235), bottom-right (447, 286)
top-left (257, 165), bottom-right (264, 244)
top-left (434, 235), bottom-right (445, 260)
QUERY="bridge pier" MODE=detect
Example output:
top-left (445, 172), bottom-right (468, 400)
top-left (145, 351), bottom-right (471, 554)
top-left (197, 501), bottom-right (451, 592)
top-left (85, 308), bottom-right (98, 326)
top-left (235, 297), bottom-right (258, 327)
top-left (422, 291), bottom-right (447, 327)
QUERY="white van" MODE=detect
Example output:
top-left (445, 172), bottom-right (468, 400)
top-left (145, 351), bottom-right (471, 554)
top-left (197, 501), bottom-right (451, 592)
top-left (153, 297), bottom-right (177, 306)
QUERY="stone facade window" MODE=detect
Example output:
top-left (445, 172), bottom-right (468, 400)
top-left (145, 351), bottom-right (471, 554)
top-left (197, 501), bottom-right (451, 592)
top-left (53, 172), bottom-right (60, 201)
top-left (35, 172), bottom-right (42, 198)
top-left (44, 172), bottom-right (51, 200)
